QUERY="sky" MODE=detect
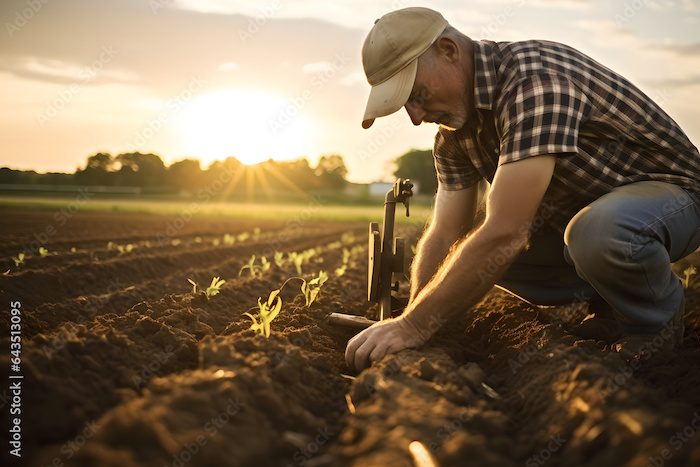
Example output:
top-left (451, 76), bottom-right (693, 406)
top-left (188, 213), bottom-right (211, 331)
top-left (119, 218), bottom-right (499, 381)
top-left (1, 0), bottom-right (699, 183)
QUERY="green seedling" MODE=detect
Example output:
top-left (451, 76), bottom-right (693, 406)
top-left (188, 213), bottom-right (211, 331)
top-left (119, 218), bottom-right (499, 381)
top-left (261, 256), bottom-right (270, 272)
top-left (253, 227), bottom-right (261, 240)
top-left (245, 289), bottom-right (282, 338)
top-left (335, 264), bottom-right (347, 277)
top-left (326, 241), bottom-right (342, 250)
top-left (301, 271), bottom-right (329, 307)
top-left (117, 244), bottom-right (134, 254)
top-left (206, 277), bottom-right (226, 299)
top-left (187, 277), bottom-right (226, 299)
top-left (288, 252), bottom-right (304, 275)
top-left (39, 247), bottom-right (49, 258)
top-left (237, 232), bottom-right (250, 242)
top-left (12, 253), bottom-right (25, 267)
top-left (274, 251), bottom-right (286, 268)
top-left (340, 245), bottom-right (364, 268)
top-left (171, 239), bottom-right (181, 246)
top-left (341, 232), bottom-right (355, 244)
top-left (239, 255), bottom-right (270, 278)
top-left (3, 269), bottom-right (10, 276)
top-left (681, 265), bottom-right (697, 289)
top-left (223, 233), bottom-right (235, 246)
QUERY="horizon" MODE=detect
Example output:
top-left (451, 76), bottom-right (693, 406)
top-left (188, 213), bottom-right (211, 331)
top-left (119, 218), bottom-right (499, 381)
top-left (1, 0), bottom-right (699, 183)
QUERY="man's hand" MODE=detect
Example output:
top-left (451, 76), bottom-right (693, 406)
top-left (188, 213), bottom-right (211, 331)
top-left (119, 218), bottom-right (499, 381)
top-left (345, 316), bottom-right (428, 372)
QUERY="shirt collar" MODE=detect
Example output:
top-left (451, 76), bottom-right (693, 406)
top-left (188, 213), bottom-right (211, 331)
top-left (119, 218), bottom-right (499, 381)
top-left (472, 40), bottom-right (498, 111)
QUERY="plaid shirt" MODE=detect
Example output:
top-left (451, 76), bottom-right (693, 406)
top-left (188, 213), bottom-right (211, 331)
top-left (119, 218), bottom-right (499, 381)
top-left (434, 40), bottom-right (700, 233)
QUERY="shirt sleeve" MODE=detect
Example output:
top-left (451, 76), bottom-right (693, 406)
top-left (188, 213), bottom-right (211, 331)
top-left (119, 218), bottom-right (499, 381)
top-left (497, 73), bottom-right (590, 165)
top-left (432, 127), bottom-right (481, 191)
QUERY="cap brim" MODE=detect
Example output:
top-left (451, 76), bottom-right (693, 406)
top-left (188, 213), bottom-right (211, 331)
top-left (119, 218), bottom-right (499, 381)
top-left (362, 59), bottom-right (418, 129)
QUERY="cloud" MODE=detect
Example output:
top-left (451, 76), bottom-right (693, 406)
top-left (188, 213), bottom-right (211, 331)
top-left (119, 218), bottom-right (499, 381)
top-left (652, 42), bottom-right (700, 56)
top-left (646, 76), bottom-right (700, 88)
top-left (0, 0), bottom-right (365, 96)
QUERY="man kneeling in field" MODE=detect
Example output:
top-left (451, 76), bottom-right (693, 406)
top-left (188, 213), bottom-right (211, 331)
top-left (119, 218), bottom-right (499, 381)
top-left (346, 7), bottom-right (700, 371)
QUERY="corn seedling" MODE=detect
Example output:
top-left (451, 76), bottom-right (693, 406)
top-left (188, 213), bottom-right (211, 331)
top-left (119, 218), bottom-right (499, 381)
top-left (253, 227), bottom-right (261, 241)
top-left (237, 232), bottom-right (250, 242)
top-left (326, 240), bottom-right (342, 250)
top-left (239, 255), bottom-right (271, 278)
top-left (171, 239), bottom-right (181, 246)
top-left (335, 264), bottom-right (347, 277)
top-left (288, 252), bottom-right (304, 275)
top-left (223, 233), bottom-right (235, 246)
top-left (341, 232), bottom-right (355, 244)
top-left (213, 238), bottom-right (220, 246)
top-left (205, 277), bottom-right (226, 299)
top-left (245, 289), bottom-right (282, 338)
top-left (39, 247), bottom-right (49, 258)
top-left (301, 271), bottom-right (329, 307)
top-left (187, 277), bottom-right (226, 299)
top-left (681, 266), bottom-right (697, 289)
top-left (117, 244), bottom-right (134, 255)
top-left (274, 251), bottom-right (286, 268)
top-left (12, 253), bottom-right (25, 267)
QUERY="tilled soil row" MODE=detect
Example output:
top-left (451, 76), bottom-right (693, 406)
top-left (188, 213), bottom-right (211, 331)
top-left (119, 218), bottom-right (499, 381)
top-left (1, 208), bottom-right (699, 467)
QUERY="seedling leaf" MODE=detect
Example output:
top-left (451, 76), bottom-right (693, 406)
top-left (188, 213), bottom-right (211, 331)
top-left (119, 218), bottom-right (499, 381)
top-left (205, 277), bottom-right (226, 299)
top-left (246, 289), bottom-right (282, 338)
top-left (12, 253), bottom-right (25, 267)
top-left (301, 271), bottom-right (329, 307)
top-left (681, 265), bottom-right (697, 289)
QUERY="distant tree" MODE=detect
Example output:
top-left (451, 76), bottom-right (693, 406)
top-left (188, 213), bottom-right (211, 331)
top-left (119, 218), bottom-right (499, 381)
top-left (314, 154), bottom-right (348, 189)
top-left (75, 152), bottom-right (115, 185)
top-left (85, 152), bottom-right (114, 171)
top-left (0, 167), bottom-right (22, 184)
top-left (393, 148), bottom-right (437, 195)
top-left (168, 159), bottom-right (202, 191)
top-left (201, 157), bottom-right (244, 198)
top-left (114, 152), bottom-right (166, 187)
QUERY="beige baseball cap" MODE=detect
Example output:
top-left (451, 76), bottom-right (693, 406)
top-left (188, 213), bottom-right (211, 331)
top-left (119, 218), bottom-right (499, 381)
top-left (361, 7), bottom-right (448, 129)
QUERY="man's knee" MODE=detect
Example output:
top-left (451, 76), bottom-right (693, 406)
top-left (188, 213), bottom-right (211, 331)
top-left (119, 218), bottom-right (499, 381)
top-left (564, 205), bottom-right (630, 269)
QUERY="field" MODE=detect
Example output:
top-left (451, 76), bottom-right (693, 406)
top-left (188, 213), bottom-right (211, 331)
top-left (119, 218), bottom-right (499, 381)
top-left (1, 203), bottom-right (700, 467)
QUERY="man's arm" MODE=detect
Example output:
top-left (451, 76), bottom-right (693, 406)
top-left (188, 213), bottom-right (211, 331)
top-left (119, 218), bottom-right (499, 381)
top-left (410, 184), bottom-right (480, 302)
top-left (345, 154), bottom-right (557, 371)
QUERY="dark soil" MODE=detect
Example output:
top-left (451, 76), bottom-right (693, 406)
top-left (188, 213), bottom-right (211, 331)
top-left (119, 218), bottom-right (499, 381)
top-left (1, 206), bottom-right (699, 467)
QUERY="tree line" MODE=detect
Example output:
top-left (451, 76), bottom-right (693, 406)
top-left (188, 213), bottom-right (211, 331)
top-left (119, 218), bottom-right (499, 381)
top-left (0, 149), bottom-right (438, 198)
top-left (0, 152), bottom-right (349, 197)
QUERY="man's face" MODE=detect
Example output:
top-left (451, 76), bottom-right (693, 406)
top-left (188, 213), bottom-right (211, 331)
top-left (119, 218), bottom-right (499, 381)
top-left (403, 48), bottom-right (473, 131)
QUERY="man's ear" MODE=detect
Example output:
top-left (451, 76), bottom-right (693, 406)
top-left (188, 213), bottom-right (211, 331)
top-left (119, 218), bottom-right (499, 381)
top-left (434, 37), bottom-right (460, 64)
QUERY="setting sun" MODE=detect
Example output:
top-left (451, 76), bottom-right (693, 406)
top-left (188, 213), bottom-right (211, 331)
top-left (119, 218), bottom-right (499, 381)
top-left (178, 89), bottom-right (316, 166)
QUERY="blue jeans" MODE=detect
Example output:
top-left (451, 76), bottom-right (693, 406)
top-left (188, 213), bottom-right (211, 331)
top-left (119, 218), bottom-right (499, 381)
top-left (496, 181), bottom-right (700, 334)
